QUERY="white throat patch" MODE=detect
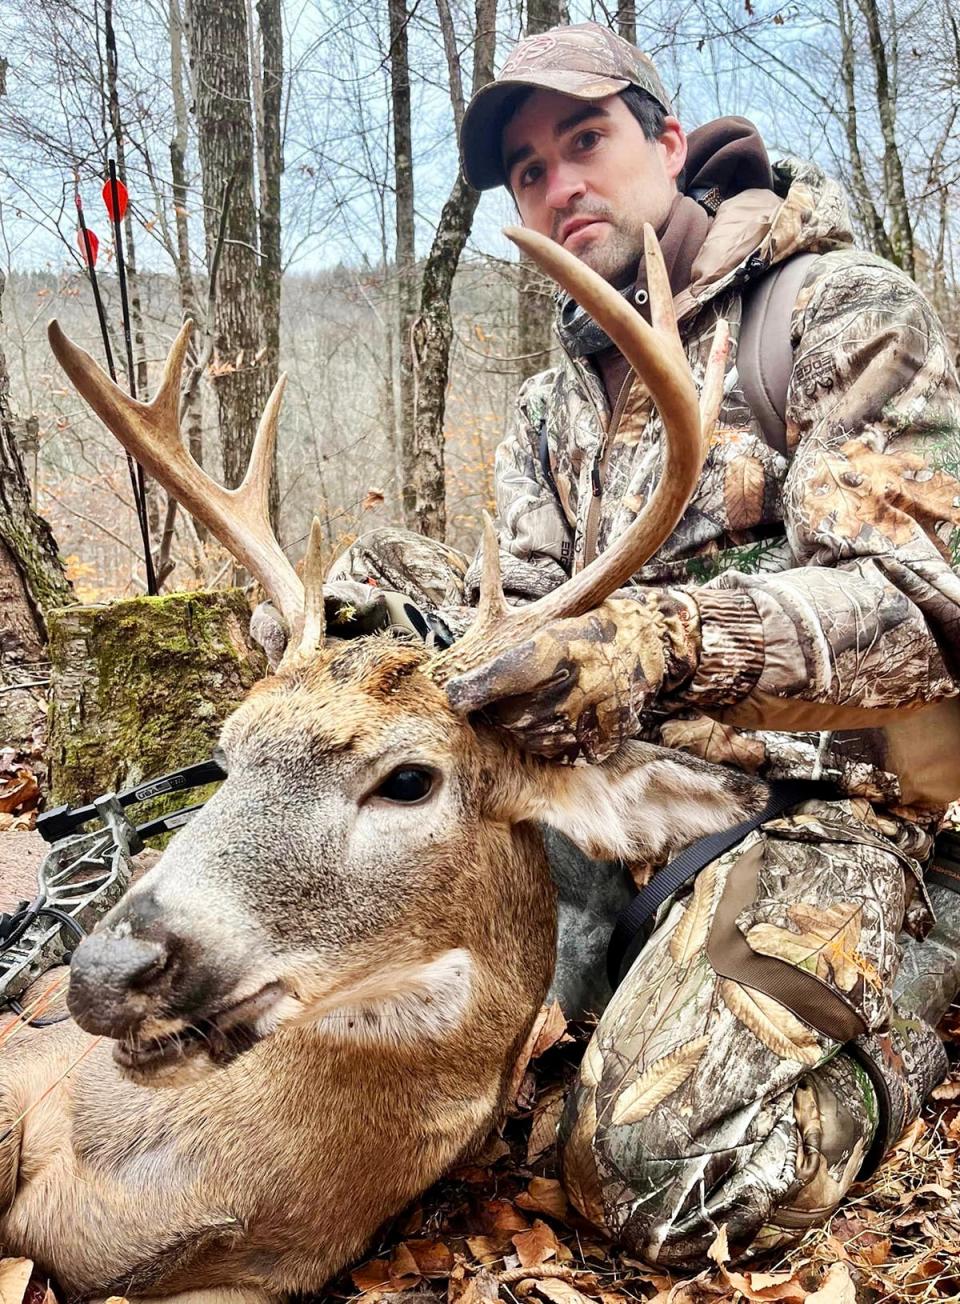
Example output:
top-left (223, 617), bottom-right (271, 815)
top-left (306, 948), bottom-right (474, 1047)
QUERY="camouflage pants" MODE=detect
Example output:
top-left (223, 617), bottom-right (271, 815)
top-left (332, 529), bottom-right (950, 1269)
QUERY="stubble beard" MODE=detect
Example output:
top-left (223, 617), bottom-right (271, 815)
top-left (575, 220), bottom-right (645, 286)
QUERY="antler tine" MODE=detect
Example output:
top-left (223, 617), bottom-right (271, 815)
top-left (429, 224), bottom-right (709, 690)
top-left (47, 319), bottom-right (305, 633)
top-left (279, 516), bottom-right (326, 667)
top-left (473, 512), bottom-right (509, 630)
top-left (700, 318), bottom-right (731, 452)
top-left (241, 372), bottom-right (288, 523)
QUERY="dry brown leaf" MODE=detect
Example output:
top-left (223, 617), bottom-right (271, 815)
top-left (721, 1267), bottom-right (807, 1302)
top-left (515, 1177), bottom-right (569, 1221)
top-left (802, 1262), bottom-right (856, 1303)
top-left (362, 489), bottom-right (386, 511)
top-left (521, 1280), bottom-right (594, 1304)
top-left (930, 1075), bottom-right (960, 1101)
top-left (512, 1219), bottom-right (560, 1268)
top-left (465, 1236), bottom-right (507, 1266)
top-left (707, 1225), bottom-right (729, 1266)
top-left (611, 1035), bottom-right (710, 1125)
top-left (531, 1001), bottom-right (570, 1058)
top-left (351, 1258), bottom-right (391, 1293)
top-left (402, 1240), bottom-right (453, 1278)
top-left (719, 979), bottom-right (822, 1066)
top-left (0, 771), bottom-right (39, 815)
top-left (387, 1243), bottom-right (422, 1282)
top-left (0, 1261), bottom-right (33, 1304)
top-left (478, 1197), bottom-right (530, 1237)
top-left (851, 1236), bottom-right (891, 1267)
top-left (527, 1085), bottom-right (566, 1164)
top-left (669, 863), bottom-right (719, 966)
top-left (457, 1268), bottom-right (502, 1304)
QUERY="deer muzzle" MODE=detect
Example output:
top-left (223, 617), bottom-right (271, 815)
top-left (67, 897), bottom-right (288, 1080)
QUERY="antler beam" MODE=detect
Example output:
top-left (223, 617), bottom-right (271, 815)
top-left (47, 319), bottom-right (305, 633)
top-left (430, 224), bottom-right (729, 687)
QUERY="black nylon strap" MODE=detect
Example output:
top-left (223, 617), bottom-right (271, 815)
top-left (606, 778), bottom-right (830, 990)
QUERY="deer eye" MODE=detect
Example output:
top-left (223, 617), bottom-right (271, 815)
top-left (374, 767), bottom-right (435, 804)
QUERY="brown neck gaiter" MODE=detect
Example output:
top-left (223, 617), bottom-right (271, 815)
top-left (592, 192), bottom-right (710, 408)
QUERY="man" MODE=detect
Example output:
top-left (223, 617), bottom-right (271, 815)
top-left (265, 22), bottom-right (960, 1269)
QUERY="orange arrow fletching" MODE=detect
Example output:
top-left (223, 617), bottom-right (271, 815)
top-left (77, 229), bottom-right (99, 267)
top-left (102, 177), bottom-right (128, 221)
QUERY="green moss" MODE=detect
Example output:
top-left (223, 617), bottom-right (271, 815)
top-left (47, 588), bottom-right (266, 831)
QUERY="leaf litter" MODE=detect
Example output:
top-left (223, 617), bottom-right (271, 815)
top-left (6, 1006), bottom-right (960, 1304)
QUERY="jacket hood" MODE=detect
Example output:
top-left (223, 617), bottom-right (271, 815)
top-left (673, 154), bottom-right (855, 320)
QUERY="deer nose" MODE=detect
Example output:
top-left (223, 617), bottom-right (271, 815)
top-left (67, 932), bottom-right (176, 1036)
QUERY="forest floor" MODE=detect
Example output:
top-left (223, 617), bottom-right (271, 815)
top-left (3, 810), bottom-right (960, 1304)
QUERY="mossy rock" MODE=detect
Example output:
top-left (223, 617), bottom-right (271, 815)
top-left (47, 589), bottom-right (265, 823)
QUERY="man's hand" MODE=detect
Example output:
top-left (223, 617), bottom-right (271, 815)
top-left (444, 593), bottom-right (700, 762)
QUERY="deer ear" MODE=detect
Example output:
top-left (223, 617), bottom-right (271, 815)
top-left (511, 741), bottom-right (764, 864)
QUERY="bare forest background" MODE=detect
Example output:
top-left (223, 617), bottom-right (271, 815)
top-left (0, 0), bottom-right (958, 609)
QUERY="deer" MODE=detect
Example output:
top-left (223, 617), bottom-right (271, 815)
top-left (0, 226), bottom-right (767, 1304)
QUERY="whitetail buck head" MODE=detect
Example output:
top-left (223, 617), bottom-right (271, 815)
top-left (48, 229), bottom-right (748, 1086)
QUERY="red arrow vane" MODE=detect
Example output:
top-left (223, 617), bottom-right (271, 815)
top-left (102, 176), bottom-right (129, 221)
top-left (77, 228), bottom-right (99, 267)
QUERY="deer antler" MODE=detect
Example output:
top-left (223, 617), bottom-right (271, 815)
top-left (429, 223), bottom-right (729, 688)
top-left (47, 319), bottom-right (305, 635)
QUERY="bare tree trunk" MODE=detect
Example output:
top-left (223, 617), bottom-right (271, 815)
top-left (618, 4), bottom-right (636, 43)
top-left (856, 0), bottom-right (914, 275)
top-left (167, 0), bottom-right (204, 557)
top-left (185, 0), bottom-right (272, 510)
top-left (257, 0), bottom-right (282, 400)
top-left (515, 0), bottom-right (565, 383)
top-left (835, 0), bottom-right (896, 261)
top-left (388, 0), bottom-right (418, 525)
top-left (409, 0), bottom-right (496, 540)
top-left (0, 269), bottom-right (72, 750)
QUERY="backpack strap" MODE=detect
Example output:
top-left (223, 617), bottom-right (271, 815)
top-left (738, 252), bottom-right (820, 456)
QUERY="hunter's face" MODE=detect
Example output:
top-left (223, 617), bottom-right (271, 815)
top-left (503, 89), bottom-right (686, 283)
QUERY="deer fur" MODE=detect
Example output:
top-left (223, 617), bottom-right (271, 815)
top-left (0, 635), bottom-right (765, 1303)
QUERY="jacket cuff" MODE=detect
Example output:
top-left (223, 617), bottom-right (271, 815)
top-left (681, 588), bottom-right (765, 706)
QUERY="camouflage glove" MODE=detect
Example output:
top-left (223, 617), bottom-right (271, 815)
top-left (445, 592), bottom-right (700, 762)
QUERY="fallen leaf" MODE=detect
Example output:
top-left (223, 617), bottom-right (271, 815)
top-left (351, 1259), bottom-right (391, 1293)
top-left (457, 1268), bottom-right (501, 1304)
top-left (803, 1262), bottom-right (856, 1303)
top-left (362, 489), bottom-right (385, 511)
top-left (707, 1225), bottom-right (729, 1266)
top-left (851, 1236), bottom-right (891, 1267)
top-left (531, 1001), bottom-right (571, 1058)
top-left (387, 1243), bottom-right (422, 1283)
top-left (402, 1240), bottom-right (453, 1278)
top-left (515, 1177), bottom-right (569, 1221)
top-left (527, 1085), bottom-right (566, 1164)
top-left (478, 1197), bottom-right (530, 1238)
top-left (512, 1219), bottom-right (559, 1268)
top-left (0, 1262), bottom-right (33, 1304)
top-left (521, 1280), bottom-right (594, 1304)
top-left (466, 1237), bottom-right (507, 1265)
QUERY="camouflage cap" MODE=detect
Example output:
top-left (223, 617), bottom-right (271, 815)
top-left (460, 22), bottom-right (673, 192)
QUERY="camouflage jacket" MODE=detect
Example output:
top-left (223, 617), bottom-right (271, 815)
top-left (469, 158), bottom-right (960, 827)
